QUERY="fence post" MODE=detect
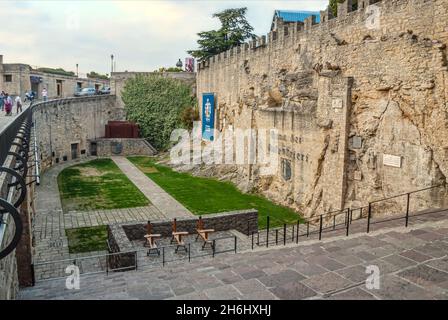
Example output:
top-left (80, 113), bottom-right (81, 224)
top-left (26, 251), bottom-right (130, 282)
top-left (283, 224), bottom-right (286, 245)
top-left (188, 243), bottom-right (191, 262)
top-left (350, 209), bottom-right (353, 224)
top-left (275, 229), bottom-right (278, 245)
top-left (234, 236), bottom-right (237, 253)
top-left (405, 192), bottom-right (410, 227)
top-left (31, 264), bottom-right (35, 286)
top-left (319, 215), bottom-right (323, 240)
top-left (333, 215), bottom-right (336, 230)
top-left (367, 203), bottom-right (372, 233)
top-left (251, 231), bottom-right (254, 250)
top-left (346, 210), bottom-right (350, 236)
top-left (134, 251), bottom-right (138, 270)
top-left (212, 240), bottom-right (216, 258)
top-left (292, 225), bottom-right (294, 242)
top-left (306, 221), bottom-right (310, 237)
top-left (162, 247), bottom-right (165, 267)
top-left (296, 220), bottom-right (299, 243)
top-left (266, 216), bottom-right (270, 248)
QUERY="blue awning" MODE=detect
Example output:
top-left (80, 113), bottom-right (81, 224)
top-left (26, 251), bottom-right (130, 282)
top-left (275, 10), bottom-right (321, 23)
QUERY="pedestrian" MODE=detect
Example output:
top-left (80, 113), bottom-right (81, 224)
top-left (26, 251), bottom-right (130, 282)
top-left (42, 88), bottom-right (48, 102)
top-left (15, 95), bottom-right (23, 114)
top-left (4, 93), bottom-right (13, 116)
top-left (0, 91), bottom-right (5, 112)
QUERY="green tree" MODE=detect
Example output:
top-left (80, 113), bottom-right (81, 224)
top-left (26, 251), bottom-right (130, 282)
top-left (188, 7), bottom-right (255, 61)
top-left (121, 75), bottom-right (196, 150)
top-left (329, 0), bottom-right (358, 16)
top-left (87, 71), bottom-right (109, 80)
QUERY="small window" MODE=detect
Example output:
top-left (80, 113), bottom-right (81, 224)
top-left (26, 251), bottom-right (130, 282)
top-left (4, 75), bottom-right (12, 82)
top-left (63, 156), bottom-right (68, 161)
top-left (281, 159), bottom-right (292, 181)
top-left (55, 158), bottom-right (59, 163)
top-left (80, 149), bottom-right (86, 155)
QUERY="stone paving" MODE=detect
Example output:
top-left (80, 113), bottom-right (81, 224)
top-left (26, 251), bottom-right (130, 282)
top-left (21, 210), bottom-right (448, 300)
top-left (111, 156), bottom-right (193, 218)
top-left (0, 103), bottom-right (30, 132)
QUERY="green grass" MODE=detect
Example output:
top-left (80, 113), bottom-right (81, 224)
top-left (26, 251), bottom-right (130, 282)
top-left (66, 226), bottom-right (108, 254)
top-left (128, 156), bottom-right (303, 228)
top-left (58, 158), bottom-right (149, 212)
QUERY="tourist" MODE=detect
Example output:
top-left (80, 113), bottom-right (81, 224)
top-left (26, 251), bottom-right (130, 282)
top-left (15, 95), bottom-right (23, 114)
top-left (4, 93), bottom-right (13, 116)
top-left (0, 91), bottom-right (5, 112)
top-left (42, 88), bottom-right (48, 102)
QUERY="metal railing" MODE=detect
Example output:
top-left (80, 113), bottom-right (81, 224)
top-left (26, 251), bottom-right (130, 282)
top-left (251, 184), bottom-right (447, 249)
top-left (32, 235), bottom-right (238, 283)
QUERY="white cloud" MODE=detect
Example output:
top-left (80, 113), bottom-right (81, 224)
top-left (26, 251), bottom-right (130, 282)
top-left (0, 0), bottom-right (327, 74)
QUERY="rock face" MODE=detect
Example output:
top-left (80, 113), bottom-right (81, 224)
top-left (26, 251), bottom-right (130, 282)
top-left (195, 0), bottom-right (448, 218)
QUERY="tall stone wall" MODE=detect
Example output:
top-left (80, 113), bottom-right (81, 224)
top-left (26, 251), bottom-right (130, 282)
top-left (197, 0), bottom-right (448, 218)
top-left (32, 95), bottom-right (124, 172)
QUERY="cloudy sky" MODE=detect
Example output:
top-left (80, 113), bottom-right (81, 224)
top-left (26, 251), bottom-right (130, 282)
top-left (0, 0), bottom-right (327, 76)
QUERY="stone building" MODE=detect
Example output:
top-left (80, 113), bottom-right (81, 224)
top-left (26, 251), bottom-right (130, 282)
top-left (197, 0), bottom-right (448, 218)
top-left (0, 55), bottom-right (109, 99)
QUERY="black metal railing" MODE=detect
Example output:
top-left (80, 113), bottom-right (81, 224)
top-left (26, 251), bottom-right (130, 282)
top-left (0, 107), bottom-right (34, 259)
top-left (251, 184), bottom-right (447, 249)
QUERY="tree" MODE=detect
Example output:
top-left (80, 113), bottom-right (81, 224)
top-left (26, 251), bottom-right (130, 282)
top-left (154, 67), bottom-right (183, 73)
top-left (87, 71), bottom-right (109, 80)
top-left (329, 0), bottom-right (358, 16)
top-left (121, 75), bottom-right (196, 150)
top-left (188, 7), bottom-right (255, 61)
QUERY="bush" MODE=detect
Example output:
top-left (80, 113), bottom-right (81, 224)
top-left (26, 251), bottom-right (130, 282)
top-left (121, 75), bottom-right (196, 150)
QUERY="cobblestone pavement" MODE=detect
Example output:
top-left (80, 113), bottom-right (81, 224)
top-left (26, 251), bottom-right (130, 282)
top-left (21, 211), bottom-right (448, 300)
top-left (33, 158), bottom-right (172, 266)
top-left (111, 156), bottom-right (193, 218)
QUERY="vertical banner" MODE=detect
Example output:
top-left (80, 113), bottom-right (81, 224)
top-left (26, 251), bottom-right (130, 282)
top-left (185, 58), bottom-right (195, 72)
top-left (202, 93), bottom-right (215, 141)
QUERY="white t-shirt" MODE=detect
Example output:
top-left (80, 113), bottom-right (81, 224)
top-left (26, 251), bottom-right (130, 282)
top-left (15, 96), bottom-right (22, 104)
top-left (42, 89), bottom-right (48, 97)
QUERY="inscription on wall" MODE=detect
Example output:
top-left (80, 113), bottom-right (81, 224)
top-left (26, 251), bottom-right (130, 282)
top-left (383, 154), bottom-right (402, 168)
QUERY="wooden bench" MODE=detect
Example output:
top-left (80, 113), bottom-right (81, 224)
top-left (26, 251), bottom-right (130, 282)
top-left (170, 218), bottom-right (189, 253)
top-left (144, 220), bottom-right (161, 256)
top-left (195, 216), bottom-right (215, 250)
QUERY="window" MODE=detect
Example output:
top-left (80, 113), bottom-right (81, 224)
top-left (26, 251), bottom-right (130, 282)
top-left (4, 75), bottom-right (12, 82)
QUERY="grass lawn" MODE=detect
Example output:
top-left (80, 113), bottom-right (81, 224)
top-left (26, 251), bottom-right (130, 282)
top-left (128, 156), bottom-right (303, 228)
top-left (66, 226), bottom-right (108, 254)
top-left (58, 158), bottom-right (149, 212)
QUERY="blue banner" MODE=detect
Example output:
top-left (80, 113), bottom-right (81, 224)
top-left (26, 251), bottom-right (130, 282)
top-left (202, 93), bottom-right (215, 141)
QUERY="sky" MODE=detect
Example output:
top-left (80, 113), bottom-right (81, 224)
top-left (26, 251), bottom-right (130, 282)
top-left (0, 0), bottom-right (328, 76)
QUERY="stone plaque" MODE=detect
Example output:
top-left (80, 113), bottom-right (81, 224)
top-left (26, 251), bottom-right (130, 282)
top-left (351, 136), bottom-right (362, 149)
top-left (383, 154), bottom-right (401, 168)
top-left (354, 170), bottom-right (362, 181)
top-left (332, 98), bottom-right (343, 109)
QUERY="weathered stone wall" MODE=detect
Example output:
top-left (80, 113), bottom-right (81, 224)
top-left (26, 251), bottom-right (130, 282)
top-left (197, 0), bottom-right (448, 218)
top-left (121, 209), bottom-right (258, 240)
top-left (91, 138), bottom-right (157, 157)
top-left (110, 71), bottom-right (197, 110)
top-left (107, 224), bottom-right (136, 271)
top-left (32, 95), bottom-right (124, 172)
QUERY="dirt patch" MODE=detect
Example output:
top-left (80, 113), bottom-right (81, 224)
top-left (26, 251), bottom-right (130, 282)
top-left (79, 167), bottom-right (102, 177)
top-left (137, 165), bottom-right (159, 174)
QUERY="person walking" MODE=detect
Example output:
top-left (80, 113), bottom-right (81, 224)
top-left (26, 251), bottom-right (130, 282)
top-left (4, 93), bottom-right (13, 116)
top-left (0, 91), bottom-right (5, 112)
top-left (42, 88), bottom-right (48, 102)
top-left (15, 95), bottom-right (23, 114)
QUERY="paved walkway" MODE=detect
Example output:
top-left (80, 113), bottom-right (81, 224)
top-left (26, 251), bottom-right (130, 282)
top-left (0, 103), bottom-right (30, 132)
top-left (112, 156), bottom-right (193, 218)
top-left (21, 210), bottom-right (448, 300)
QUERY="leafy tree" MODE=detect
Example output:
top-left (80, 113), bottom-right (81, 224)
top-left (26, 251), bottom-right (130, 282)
top-left (122, 75), bottom-right (196, 150)
top-left (180, 106), bottom-right (200, 130)
top-left (188, 7), bottom-right (255, 61)
top-left (329, 0), bottom-right (358, 16)
top-left (87, 71), bottom-right (109, 80)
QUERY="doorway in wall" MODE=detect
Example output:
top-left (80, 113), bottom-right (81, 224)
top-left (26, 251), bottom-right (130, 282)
top-left (56, 80), bottom-right (63, 97)
top-left (90, 142), bottom-right (97, 156)
top-left (71, 143), bottom-right (79, 160)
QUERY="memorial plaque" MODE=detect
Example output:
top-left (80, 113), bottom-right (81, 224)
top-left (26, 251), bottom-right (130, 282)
top-left (354, 170), bottom-right (362, 181)
top-left (383, 154), bottom-right (401, 168)
top-left (351, 136), bottom-right (362, 149)
top-left (332, 98), bottom-right (343, 109)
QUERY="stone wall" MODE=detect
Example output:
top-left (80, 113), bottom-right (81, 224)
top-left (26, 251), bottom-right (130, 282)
top-left (110, 71), bottom-right (197, 110)
top-left (90, 138), bottom-right (157, 157)
top-left (32, 95), bottom-right (124, 172)
top-left (196, 0), bottom-right (448, 218)
top-left (107, 224), bottom-right (136, 271)
top-left (121, 209), bottom-right (259, 240)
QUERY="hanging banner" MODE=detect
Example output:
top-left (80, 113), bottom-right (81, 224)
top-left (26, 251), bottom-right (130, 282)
top-left (202, 93), bottom-right (215, 141)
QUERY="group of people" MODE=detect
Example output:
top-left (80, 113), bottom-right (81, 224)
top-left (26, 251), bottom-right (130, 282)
top-left (0, 91), bottom-right (22, 116)
top-left (0, 88), bottom-right (48, 116)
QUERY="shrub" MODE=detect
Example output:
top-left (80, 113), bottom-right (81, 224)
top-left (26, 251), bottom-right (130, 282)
top-left (121, 74), bottom-right (196, 150)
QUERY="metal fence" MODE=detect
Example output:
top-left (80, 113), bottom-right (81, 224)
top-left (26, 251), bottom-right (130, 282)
top-left (32, 235), bottom-right (238, 283)
top-left (251, 184), bottom-right (447, 249)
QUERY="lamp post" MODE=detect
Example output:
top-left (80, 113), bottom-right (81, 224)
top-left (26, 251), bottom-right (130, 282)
top-left (76, 63), bottom-right (79, 77)
top-left (111, 54), bottom-right (114, 74)
top-left (176, 58), bottom-right (183, 70)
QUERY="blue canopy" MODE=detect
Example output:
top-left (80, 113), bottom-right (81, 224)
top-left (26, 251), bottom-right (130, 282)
top-left (274, 10), bottom-right (321, 23)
